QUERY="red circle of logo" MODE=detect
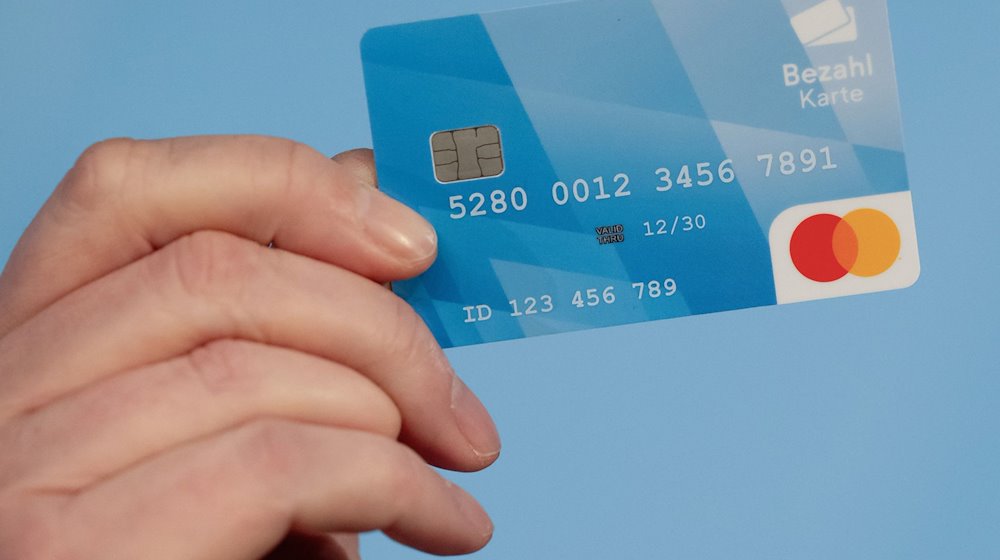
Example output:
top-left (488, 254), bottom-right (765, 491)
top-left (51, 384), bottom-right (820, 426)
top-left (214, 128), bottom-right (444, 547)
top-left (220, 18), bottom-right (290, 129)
top-left (790, 214), bottom-right (859, 282)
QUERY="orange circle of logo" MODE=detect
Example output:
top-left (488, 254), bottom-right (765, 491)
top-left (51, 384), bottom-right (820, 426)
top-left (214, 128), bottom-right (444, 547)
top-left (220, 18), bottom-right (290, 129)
top-left (790, 209), bottom-right (901, 283)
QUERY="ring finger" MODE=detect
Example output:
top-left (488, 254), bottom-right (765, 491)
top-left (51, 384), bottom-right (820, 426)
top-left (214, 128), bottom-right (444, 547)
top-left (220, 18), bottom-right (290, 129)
top-left (1, 340), bottom-right (401, 492)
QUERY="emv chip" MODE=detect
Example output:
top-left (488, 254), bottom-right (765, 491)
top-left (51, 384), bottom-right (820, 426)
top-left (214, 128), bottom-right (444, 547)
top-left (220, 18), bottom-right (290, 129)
top-left (431, 125), bottom-right (504, 183)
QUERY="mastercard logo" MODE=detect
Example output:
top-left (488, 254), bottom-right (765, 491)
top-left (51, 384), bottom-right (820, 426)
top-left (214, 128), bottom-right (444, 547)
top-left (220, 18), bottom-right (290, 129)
top-left (769, 192), bottom-right (920, 305)
top-left (789, 209), bottom-right (901, 283)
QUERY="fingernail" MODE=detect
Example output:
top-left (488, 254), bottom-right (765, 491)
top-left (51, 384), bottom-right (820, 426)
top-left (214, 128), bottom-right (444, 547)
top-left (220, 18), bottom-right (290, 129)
top-left (451, 375), bottom-right (502, 461)
top-left (360, 187), bottom-right (438, 264)
top-left (446, 479), bottom-right (495, 541)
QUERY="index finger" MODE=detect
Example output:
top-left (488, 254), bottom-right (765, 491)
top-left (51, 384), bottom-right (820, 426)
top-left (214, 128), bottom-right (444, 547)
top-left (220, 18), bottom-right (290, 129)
top-left (0, 136), bottom-right (435, 334)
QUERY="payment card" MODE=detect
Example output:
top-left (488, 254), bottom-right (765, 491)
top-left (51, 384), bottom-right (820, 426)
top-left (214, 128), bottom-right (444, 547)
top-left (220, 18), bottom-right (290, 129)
top-left (361, 0), bottom-right (920, 348)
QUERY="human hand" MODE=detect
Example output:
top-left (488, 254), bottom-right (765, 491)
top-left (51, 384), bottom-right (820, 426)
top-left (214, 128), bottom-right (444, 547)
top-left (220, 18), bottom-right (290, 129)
top-left (0, 136), bottom-right (500, 559)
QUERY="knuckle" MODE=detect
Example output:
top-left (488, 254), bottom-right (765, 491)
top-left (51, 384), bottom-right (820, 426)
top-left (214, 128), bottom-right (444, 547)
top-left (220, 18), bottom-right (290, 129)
top-left (365, 443), bottom-right (423, 517)
top-left (237, 419), bottom-right (304, 483)
top-left (234, 136), bottom-right (322, 206)
top-left (158, 231), bottom-right (263, 301)
top-left (277, 138), bottom-right (325, 201)
top-left (0, 426), bottom-right (25, 489)
top-left (377, 293), bottom-right (432, 367)
top-left (61, 138), bottom-right (139, 212)
top-left (369, 389), bottom-right (404, 440)
top-left (0, 502), bottom-right (60, 560)
top-left (185, 340), bottom-right (257, 398)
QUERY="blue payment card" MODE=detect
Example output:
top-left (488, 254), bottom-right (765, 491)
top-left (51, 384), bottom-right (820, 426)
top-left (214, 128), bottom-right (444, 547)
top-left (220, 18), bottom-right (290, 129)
top-left (361, 0), bottom-right (920, 348)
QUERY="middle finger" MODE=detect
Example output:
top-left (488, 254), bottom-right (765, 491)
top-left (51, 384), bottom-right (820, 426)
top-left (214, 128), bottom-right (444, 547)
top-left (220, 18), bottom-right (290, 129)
top-left (0, 231), bottom-right (500, 472)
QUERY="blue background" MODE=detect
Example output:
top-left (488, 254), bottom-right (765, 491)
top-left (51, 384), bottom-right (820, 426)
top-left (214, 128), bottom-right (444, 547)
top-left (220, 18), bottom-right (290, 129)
top-left (1, 1), bottom-right (996, 558)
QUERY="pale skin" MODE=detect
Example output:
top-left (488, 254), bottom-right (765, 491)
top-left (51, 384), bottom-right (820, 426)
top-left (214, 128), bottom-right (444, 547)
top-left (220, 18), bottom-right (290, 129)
top-left (0, 136), bottom-right (501, 559)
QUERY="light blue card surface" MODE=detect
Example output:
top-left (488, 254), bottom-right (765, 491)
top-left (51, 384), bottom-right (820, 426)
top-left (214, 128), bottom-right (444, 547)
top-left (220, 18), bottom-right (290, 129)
top-left (362, 0), bottom-right (920, 348)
